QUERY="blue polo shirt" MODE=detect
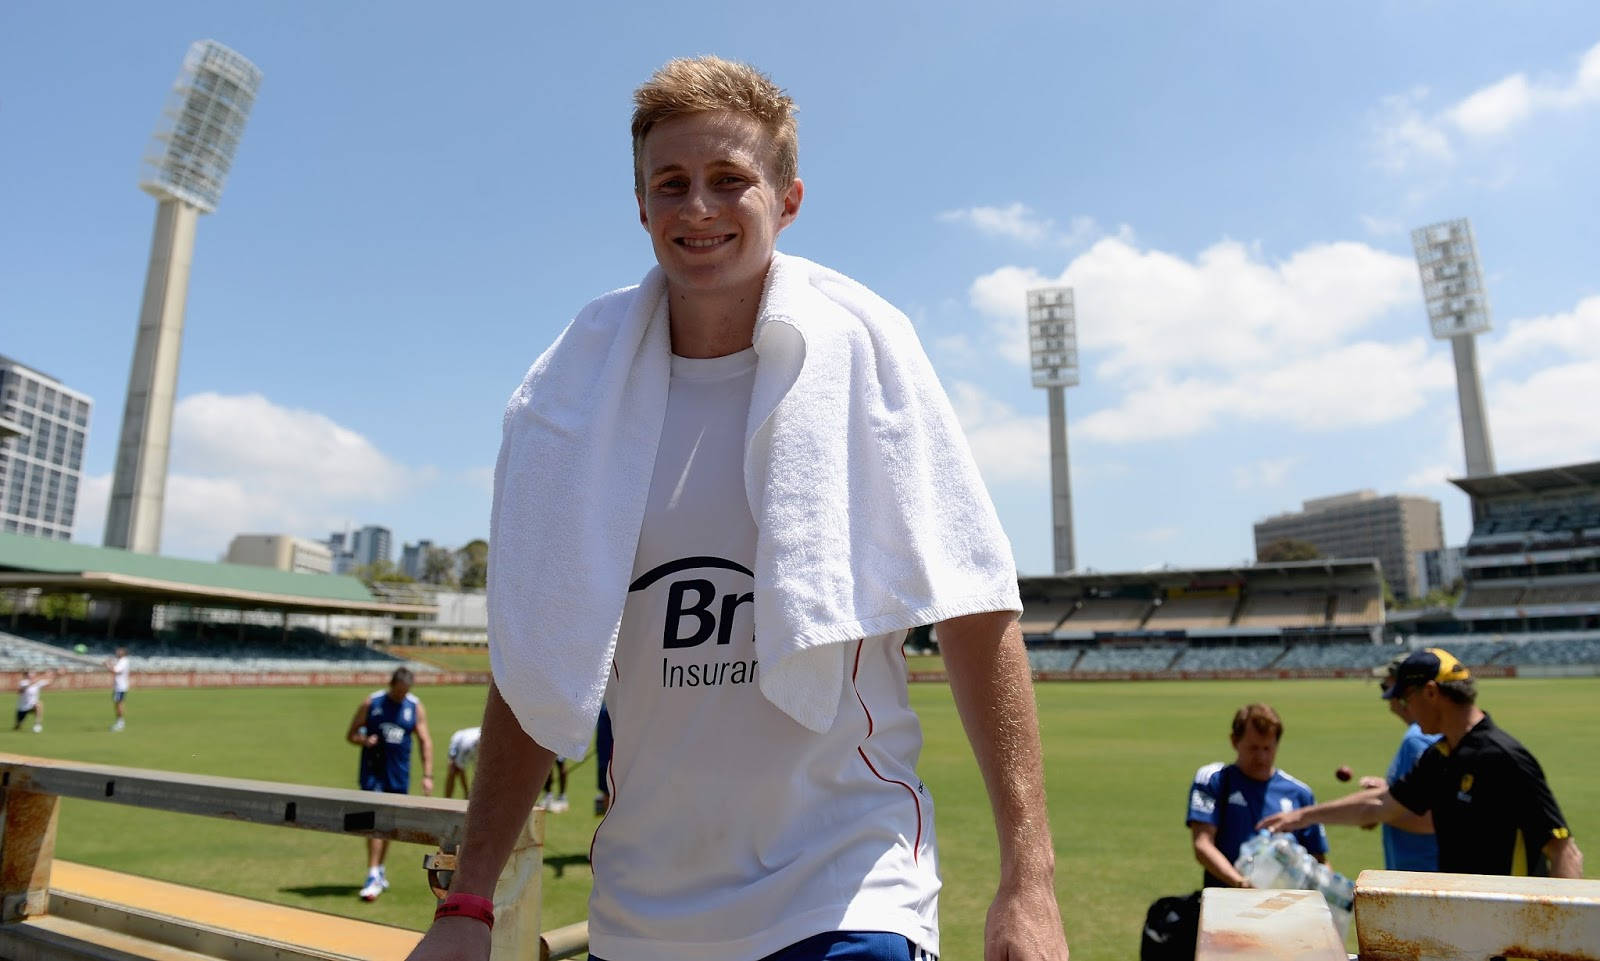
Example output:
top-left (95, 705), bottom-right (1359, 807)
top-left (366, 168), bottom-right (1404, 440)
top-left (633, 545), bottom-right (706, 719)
top-left (1383, 723), bottom-right (1441, 871)
top-left (1187, 762), bottom-right (1328, 885)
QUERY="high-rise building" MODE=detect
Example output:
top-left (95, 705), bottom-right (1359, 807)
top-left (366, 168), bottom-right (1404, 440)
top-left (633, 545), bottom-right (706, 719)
top-left (400, 539), bottom-right (435, 580)
top-left (325, 530), bottom-right (355, 575)
top-left (1254, 490), bottom-right (1443, 602)
top-left (0, 355), bottom-right (93, 540)
top-left (349, 525), bottom-right (392, 570)
top-left (225, 533), bottom-right (333, 575)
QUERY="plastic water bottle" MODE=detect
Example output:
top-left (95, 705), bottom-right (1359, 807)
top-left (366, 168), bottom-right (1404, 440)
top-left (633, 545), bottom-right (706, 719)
top-left (1234, 831), bottom-right (1356, 936)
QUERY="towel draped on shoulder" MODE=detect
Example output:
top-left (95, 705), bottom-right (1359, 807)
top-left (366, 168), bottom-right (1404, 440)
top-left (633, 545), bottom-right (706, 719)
top-left (488, 252), bottom-right (1019, 759)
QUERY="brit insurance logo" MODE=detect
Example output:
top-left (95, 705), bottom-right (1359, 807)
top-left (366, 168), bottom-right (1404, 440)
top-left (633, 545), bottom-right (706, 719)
top-left (630, 556), bottom-right (758, 689)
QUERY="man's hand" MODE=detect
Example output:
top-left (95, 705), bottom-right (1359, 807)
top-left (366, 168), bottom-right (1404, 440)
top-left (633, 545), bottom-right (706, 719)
top-left (421, 774), bottom-right (435, 797)
top-left (1257, 809), bottom-right (1305, 834)
top-left (985, 880), bottom-right (1069, 961)
top-left (404, 915), bottom-right (491, 961)
top-left (1358, 775), bottom-right (1387, 791)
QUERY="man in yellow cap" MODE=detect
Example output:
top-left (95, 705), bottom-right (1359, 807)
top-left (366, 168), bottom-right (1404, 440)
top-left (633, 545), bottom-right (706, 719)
top-left (1261, 648), bottom-right (1583, 878)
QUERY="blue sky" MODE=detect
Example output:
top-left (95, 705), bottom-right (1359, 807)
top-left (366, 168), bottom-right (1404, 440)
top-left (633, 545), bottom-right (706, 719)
top-left (4, 2), bottom-right (1598, 574)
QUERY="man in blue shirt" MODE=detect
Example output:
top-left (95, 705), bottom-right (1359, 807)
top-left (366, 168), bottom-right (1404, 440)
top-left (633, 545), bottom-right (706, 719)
top-left (1187, 702), bottom-right (1328, 887)
top-left (1359, 656), bottom-right (1440, 871)
top-left (346, 667), bottom-right (433, 901)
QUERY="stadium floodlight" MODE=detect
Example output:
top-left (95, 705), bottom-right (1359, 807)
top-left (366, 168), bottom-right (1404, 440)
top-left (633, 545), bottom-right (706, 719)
top-left (106, 41), bottom-right (260, 554)
top-left (1027, 287), bottom-right (1079, 574)
top-left (1411, 217), bottom-right (1495, 477)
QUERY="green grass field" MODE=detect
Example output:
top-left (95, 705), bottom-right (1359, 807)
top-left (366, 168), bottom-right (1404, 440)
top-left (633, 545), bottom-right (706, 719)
top-left (9, 677), bottom-right (1597, 961)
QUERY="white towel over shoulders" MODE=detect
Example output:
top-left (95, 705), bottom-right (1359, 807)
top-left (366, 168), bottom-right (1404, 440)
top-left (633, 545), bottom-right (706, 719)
top-left (488, 253), bottom-right (1019, 759)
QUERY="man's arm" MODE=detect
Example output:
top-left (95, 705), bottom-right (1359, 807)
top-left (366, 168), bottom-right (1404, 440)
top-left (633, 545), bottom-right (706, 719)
top-left (1259, 786), bottom-right (1411, 833)
top-left (940, 611), bottom-right (1069, 961)
top-left (414, 701), bottom-right (435, 797)
top-left (1190, 822), bottom-right (1249, 887)
top-left (405, 681), bottom-right (553, 961)
top-left (1545, 836), bottom-right (1584, 879)
top-left (346, 700), bottom-right (377, 747)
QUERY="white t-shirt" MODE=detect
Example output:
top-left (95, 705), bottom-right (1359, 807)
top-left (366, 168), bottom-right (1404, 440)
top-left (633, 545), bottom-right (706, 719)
top-left (587, 350), bottom-right (939, 961)
top-left (17, 678), bottom-right (48, 711)
top-left (448, 726), bottom-right (481, 767)
top-left (112, 657), bottom-right (130, 693)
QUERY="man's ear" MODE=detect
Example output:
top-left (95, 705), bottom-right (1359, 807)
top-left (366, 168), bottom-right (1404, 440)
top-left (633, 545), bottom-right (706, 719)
top-left (637, 192), bottom-right (649, 231)
top-left (777, 178), bottom-right (804, 230)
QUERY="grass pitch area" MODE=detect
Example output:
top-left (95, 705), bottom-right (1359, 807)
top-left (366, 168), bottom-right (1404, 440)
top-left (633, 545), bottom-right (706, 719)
top-left (9, 677), bottom-right (1597, 961)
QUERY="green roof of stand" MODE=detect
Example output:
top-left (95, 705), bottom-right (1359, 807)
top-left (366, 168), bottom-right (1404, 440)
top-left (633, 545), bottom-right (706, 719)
top-left (0, 532), bottom-right (375, 604)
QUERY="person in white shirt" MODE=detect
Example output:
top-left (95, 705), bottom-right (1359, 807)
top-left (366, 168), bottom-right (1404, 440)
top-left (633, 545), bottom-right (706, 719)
top-left (107, 647), bottom-right (130, 732)
top-left (406, 57), bottom-right (1068, 961)
top-left (14, 670), bottom-right (52, 733)
top-left (445, 726), bottom-right (481, 799)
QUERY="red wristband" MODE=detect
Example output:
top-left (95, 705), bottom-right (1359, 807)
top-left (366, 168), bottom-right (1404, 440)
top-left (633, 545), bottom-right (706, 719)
top-left (434, 893), bottom-right (495, 929)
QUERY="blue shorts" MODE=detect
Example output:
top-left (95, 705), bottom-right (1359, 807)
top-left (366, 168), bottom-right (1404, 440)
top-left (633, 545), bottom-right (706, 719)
top-left (592, 931), bottom-right (933, 961)
top-left (112, 690), bottom-right (126, 704)
top-left (359, 774), bottom-right (408, 794)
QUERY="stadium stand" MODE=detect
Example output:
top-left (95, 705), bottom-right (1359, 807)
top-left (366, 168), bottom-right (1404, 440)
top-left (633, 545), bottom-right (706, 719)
top-left (1460, 585), bottom-right (1525, 608)
top-left (1331, 589), bottom-right (1383, 626)
top-left (1025, 648), bottom-right (1085, 673)
top-left (1017, 598), bottom-right (1075, 638)
top-left (1071, 645), bottom-right (1182, 672)
top-left (1144, 593), bottom-right (1238, 629)
top-left (1237, 592), bottom-right (1329, 629)
top-left (1058, 597), bottom-right (1152, 631)
top-left (1172, 644), bottom-right (1285, 671)
top-left (1273, 642), bottom-right (1395, 670)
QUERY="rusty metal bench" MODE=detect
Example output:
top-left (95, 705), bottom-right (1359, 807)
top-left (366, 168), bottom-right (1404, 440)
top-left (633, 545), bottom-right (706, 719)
top-left (0, 753), bottom-right (586, 961)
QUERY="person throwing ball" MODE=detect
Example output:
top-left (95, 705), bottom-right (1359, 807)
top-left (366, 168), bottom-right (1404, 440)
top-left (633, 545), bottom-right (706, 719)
top-left (346, 668), bottom-right (433, 901)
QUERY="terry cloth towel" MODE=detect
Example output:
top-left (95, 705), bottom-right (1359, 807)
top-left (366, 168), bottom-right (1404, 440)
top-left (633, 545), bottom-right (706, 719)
top-left (488, 252), bottom-right (1020, 759)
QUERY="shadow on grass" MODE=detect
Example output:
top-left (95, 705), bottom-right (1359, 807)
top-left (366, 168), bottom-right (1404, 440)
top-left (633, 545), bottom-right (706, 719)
top-left (280, 884), bottom-right (362, 899)
top-left (545, 853), bottom-right (591, 879)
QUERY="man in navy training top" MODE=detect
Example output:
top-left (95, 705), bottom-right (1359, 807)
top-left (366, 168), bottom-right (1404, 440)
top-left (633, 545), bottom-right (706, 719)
top-left (1187, 702), bottom-right (1328, 887)
top-left (1357, 654), bottom-right (1440, 870)
top-left (346, 667), bottom-right (433, 901)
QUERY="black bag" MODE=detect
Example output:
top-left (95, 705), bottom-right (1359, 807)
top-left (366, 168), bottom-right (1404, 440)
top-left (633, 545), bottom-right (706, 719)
top-left (1140, 891), bottom-right (1201, 961)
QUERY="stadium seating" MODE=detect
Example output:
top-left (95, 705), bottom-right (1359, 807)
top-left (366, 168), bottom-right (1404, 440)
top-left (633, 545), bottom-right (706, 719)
top-left (1273, 643), bottom-right (1393, 670)
top-left (1072, 646), bottom-right (1182, 672)
top-left (1460, 585), bottom-right (1524, 608)
top-left (1173, 645), bottom-right (1285, 671)
top-left (1060, 598), bottom-right (1152, 631)
top-left (1425, 639), bottom-right (1515, 666)
top-left (6, 626), bottom-right (434, 676)
top-left (0, 631), bottom-right (96, 672)
top-left (1145, 595), bottom-right (1238, 629)
top-left (1025, 648), bottom-right (1085, 673)
top-left (1520, 583), bottom-right (1600, 606)
top-left (1504, 636), bottom-right (1600, 665)
top-left (1237, 593), bottom-right (1329, 629)
top-left (1018, 599), bottom-right (1076, 637)
top-left (1331, 590), bottom-right (1383, 626)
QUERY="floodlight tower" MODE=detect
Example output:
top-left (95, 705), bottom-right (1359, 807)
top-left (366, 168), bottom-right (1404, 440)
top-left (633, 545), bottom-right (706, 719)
top-left (105, 41), bottom-right (261, 553)
top-left (1027, 287), bottom-right (1080, 573)
top-left (1411, 218), bottom-right (1496, 478)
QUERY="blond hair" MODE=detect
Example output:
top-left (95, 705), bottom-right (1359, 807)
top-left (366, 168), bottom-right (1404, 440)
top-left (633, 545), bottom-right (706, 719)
top-left (631, 56), bottom-right (798, 193)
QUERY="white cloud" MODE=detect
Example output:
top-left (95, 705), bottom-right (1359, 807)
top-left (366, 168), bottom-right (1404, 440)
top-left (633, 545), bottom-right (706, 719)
top-left (1233, 456), bottom-right (1301, 490)
top-left (963, 234), bottom-right (1444, 442)
top-left (946, 381), bottom-right (1047, 487)
top-left (1402, 462), bottom-right (1455, 490)
top-left (1359, 214), bottom-right (1405, 237)
top-left (1482, 295), bottom-right (1600, 370)
top-left (938, 204), bottom-right (1105, 249)
top-left (1489, 362), bottom-right (1600, 466)
top-left (1134, 526), bottom-right (1180, 544)
top-left (75, 393), bottom-right (429, 559)
top-left (938, 203), bottom-right (1056, 245)
top-left (1373, 40), bottom-right (1600, 173)
top-left (1372, 87), bottom-right (1454, 172)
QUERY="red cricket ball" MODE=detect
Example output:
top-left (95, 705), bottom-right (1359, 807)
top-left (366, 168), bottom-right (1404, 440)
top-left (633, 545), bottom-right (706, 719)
top-left (1335, 765), bottom-right (1353, 782)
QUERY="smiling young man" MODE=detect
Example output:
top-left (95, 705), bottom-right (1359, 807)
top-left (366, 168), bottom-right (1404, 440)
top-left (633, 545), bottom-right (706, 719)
top-left (406, 57), bottom-right (1068, 961)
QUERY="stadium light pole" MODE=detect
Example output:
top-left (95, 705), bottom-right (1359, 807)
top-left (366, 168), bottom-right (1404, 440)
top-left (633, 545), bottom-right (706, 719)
top-left (105, 41), bottom-right (261, 553)
top-left (1027, 287), bottom-right (1079, 574)
top-left (1412, 218), bottom-right (1496, 478)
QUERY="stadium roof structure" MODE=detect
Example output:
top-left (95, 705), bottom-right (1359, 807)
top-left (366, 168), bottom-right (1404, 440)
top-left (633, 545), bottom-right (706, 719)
top-left (0, 532), bottom-right (435, 617)
top-left (1449, 460), bottom-right (1600, 500)
top-left (1020, 558), bottom-right (1383, 595)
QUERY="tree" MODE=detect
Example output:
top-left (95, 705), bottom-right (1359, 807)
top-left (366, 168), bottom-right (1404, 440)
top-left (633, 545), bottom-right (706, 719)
top-left (1258, 539), bottom-right (1322, 562)
top-left (38, 592), bottom-right (88, 621)
top-left (352, 559), bottom-right (415, 586)
top-left (422, 546), bottom-right (458, 587)
top-left (457, 539), bottom-right (488, 591)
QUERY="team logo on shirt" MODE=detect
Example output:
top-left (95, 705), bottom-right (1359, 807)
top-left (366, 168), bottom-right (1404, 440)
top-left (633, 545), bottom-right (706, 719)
top-left (632, 556), bottom-right (759, 690)
top-left (1228, 791), bottom-right (1248, 807)
top-left (1191, 790), bottom-right (1215, 815)
top-left (1457, 773), bottom-right (1474, 803)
